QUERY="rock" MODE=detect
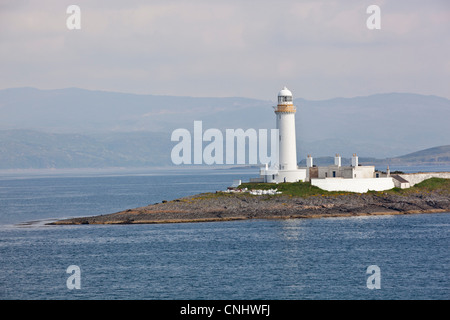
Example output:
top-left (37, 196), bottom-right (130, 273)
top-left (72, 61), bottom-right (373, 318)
top-left (49, 188), bottom-right (450, 225)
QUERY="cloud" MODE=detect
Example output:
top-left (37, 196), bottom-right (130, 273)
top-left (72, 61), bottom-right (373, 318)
top-left (0, 0), bottom-right (449, 100)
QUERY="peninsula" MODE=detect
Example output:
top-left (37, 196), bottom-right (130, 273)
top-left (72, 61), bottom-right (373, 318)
top-left (50, 178), bottom-right (450, 225)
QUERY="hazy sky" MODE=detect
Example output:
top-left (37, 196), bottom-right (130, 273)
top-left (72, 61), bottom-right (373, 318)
top-left (1, 0), bottom-right (449, 100)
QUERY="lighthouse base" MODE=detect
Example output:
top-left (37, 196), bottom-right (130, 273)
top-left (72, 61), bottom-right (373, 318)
top-left (259, 167), bottom-right (307, 184)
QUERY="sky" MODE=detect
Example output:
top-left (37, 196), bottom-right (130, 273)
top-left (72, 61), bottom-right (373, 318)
top-left (0, 0), bottom-right (449, 100)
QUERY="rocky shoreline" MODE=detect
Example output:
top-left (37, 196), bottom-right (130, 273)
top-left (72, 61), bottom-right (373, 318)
top-left (49, 187), bottom-right (450, 225)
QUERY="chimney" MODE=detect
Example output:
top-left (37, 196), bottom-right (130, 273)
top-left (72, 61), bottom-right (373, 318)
top-left (306, 154), bottom-right (313, 168)
top-left (334, 153), bottom-right (341, 167)
top-left (351, 153), bottom-right (359, 167)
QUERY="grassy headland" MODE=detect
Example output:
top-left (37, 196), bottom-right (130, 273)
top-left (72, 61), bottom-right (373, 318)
top-left (50, 178), bottom-right (450, 225)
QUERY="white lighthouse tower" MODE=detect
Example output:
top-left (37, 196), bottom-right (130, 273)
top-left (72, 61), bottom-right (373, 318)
top-left (258, 87), bottom-right (306, 183)
top-left (276, 87), bottom-right (298, 171)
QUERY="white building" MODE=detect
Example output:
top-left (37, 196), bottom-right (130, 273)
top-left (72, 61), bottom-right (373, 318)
top-left (307, 153), bottom-right (395, 193)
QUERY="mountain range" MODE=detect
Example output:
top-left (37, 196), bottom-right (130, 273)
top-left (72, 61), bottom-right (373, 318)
top-left (0, 87), bottom-right (449, 169)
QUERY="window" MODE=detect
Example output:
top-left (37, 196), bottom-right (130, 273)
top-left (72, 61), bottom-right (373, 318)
top-left (278, 96), bottom-right (293, 103)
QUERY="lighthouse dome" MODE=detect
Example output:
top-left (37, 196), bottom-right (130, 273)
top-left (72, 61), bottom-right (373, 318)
top-left (278, 86), bottom-right (292, 97)
top-left (278, 86), bottom-right (293, 104)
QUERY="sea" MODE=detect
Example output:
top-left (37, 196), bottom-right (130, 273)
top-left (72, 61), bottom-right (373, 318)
top-left (0, 165), bottom-right (449, 300)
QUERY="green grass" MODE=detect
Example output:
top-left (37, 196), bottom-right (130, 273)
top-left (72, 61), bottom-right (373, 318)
top-left (242, 178), bottom-right (450, 197)
top-left (193, 178), bottom-right (449, 200)
top-left (414, 177), bottom-right (450, 190)
top-left (385, 177), bottom-right (450, 195)
top-left (239, 181), bottom-right (352, 197)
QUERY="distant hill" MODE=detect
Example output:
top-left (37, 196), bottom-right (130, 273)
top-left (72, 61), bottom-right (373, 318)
top-left (0, 87), bottom-right (269, 133)
top-left (384, 145), bottom-right (450, 165)
top-left (299, 145), bottom-right (450, 167)
top-left (0, 130), bottom-right (171, 169)
top-left (0, 87), bottom-right (449, 168)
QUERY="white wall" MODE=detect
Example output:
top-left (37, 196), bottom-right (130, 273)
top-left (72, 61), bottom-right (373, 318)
top-left (276, 169), bottom-right (307, 183)
top-left (259, 168), bottom-right (307, 183)
top-left (311, 177), bottom-right (395, 193)
top-left (398, 172), bottom-right (450, 186)
top-left (353, 166), bottom-right (376, 178)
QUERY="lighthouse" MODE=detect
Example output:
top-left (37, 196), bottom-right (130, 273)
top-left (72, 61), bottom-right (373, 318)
top-left (276, 87), bottom-right (298, 171)
top-left (256, 87), bottom-right (307, 183)
top-left (250, 86), bottom-right (399, 192)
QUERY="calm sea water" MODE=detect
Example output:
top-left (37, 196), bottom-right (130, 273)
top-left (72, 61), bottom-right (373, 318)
top-left (0, 166), bottom-right (449, 300)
